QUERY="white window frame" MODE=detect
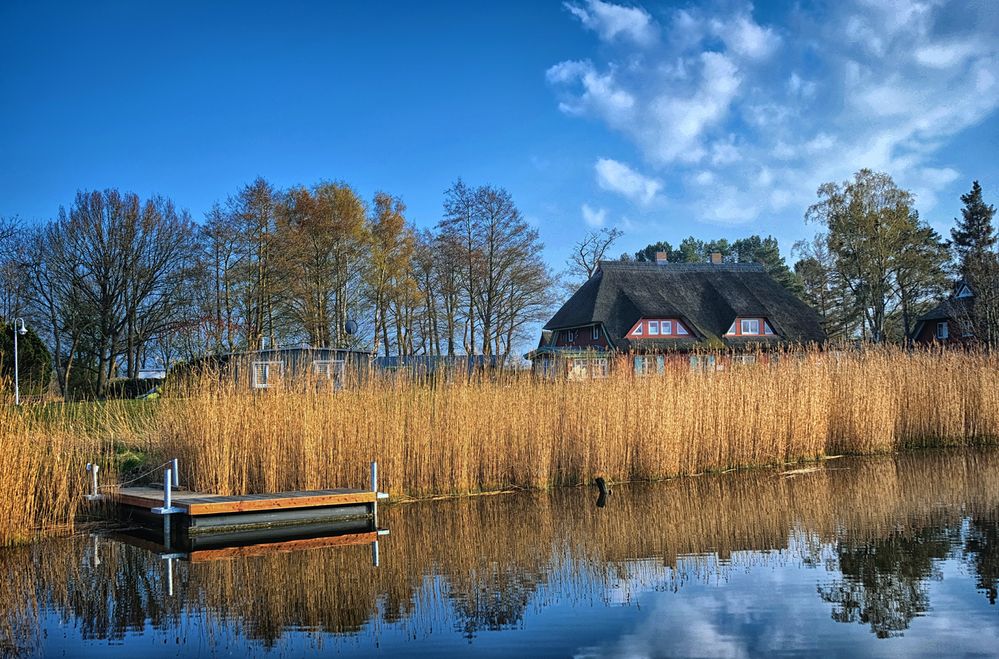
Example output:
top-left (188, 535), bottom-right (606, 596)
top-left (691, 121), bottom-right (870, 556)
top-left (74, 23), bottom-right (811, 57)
top-left (957, 285), bottom-right (973, 299)
top-left (727, 322), bottom-right (737, 335)
top-left (661, 320), bottom-right (672, 335)
top-left (677, 322), bottom-right (688, 335)
top-left (741, 319), bottom-right (761, 335)
top-left (936, 322), bottom-right (949, 340)
top-left (960, 320), bottom-right (975, 338)
top-left (252, 361), bottom-right (283, 389)
top-left (591, 358), bottom-right (608, 379)
top-left (648, 320), bottom-right (660, 336)
top-left (591, 325), bottom-right (600, 341)
top-left (632, 322), bottom-right (643, 336)
top-left (690, 355), bottom-right (717, 371)
top-left (313, 359), bottom-right (345, 379)
top-left (764, 321), bottom-right (775, 335)
top-left (565, 329), bottom-right (577, 343)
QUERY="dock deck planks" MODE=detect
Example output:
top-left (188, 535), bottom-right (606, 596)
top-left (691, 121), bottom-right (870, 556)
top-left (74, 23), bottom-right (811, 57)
top-left (114, 487), bottom-right (377, 516)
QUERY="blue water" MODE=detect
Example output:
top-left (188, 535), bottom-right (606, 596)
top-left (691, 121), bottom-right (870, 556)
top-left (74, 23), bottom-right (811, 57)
top-left (7, 450), bottom-right (999, 658)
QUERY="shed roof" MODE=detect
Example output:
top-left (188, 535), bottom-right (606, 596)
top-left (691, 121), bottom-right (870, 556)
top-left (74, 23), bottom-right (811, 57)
top-left (543, 261), bottom-right (825, 349)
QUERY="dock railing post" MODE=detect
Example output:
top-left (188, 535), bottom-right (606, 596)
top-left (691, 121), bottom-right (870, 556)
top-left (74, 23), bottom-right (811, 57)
top-left (85, 463), bottom-right (102, 501)
top-left (164, 468), bottom-right (173, 509)
top-left (370, 461), bottom-right (377, 493)
top-left (171, 458), bottom-right (179, 488)
top-left (152, 468), bottom-right (183, 515)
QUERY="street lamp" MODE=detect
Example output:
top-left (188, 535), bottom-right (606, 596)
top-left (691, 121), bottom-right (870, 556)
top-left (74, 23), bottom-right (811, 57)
top-left (13, 318), bottom-right (26, 406)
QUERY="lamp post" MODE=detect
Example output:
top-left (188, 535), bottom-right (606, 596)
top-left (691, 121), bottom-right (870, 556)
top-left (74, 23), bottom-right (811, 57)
top-left (13, 317), bottom-right (26, 406)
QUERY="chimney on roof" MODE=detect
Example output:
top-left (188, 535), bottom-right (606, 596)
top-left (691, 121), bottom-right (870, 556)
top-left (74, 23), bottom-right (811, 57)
top-left (655, 251), bottom-right (668, 264)
top-left (710, 252), bottom-right (723, 265)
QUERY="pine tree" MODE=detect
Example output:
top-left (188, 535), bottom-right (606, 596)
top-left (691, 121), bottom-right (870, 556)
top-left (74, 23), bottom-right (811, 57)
top-left (951, 181), bottom-right (997, 276)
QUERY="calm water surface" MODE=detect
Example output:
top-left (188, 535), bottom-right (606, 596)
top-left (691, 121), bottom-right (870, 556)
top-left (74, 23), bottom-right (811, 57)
top-left (5, 449), bottom-right (999, 657)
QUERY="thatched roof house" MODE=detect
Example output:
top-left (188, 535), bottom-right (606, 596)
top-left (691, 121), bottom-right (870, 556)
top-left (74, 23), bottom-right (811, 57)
top-left (527, 258), bottom-right (825, 376)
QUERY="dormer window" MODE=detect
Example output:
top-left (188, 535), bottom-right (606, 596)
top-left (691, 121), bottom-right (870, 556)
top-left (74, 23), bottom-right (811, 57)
top-left (726, 318), bottom-right (775, 337)
top-left (957, 284), bottom-right (973, 299)
top-left (626, 318), bottom-right (690, 339)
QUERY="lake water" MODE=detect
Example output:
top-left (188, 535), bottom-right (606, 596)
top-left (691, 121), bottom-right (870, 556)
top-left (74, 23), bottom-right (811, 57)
top-left (4, 449), bottom-right (999, 657)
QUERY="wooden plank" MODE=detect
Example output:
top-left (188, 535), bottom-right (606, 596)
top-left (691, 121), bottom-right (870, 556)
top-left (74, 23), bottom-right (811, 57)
top-left (185, 490), bottom-right (376, 516)
top-left (112, 487), bottom-right (376, 516)
top-left (187, 531), bottom-right (379, 563)
top-left (113, 491), bottom-right (190, 512)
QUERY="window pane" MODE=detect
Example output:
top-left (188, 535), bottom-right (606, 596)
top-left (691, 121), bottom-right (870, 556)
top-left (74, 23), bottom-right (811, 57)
top-left (662, 321), bottom-right (672, 335)
top-left (649, 321), bottom-right (659, 335)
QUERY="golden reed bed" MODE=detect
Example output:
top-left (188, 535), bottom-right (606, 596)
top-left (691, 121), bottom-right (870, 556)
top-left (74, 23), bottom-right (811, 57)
top-left (1, 347), bottom-right (998, 546)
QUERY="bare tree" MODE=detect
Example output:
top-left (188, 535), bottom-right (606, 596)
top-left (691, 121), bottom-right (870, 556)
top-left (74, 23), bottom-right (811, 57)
top-left (566, 227), bottom-right (623, 283)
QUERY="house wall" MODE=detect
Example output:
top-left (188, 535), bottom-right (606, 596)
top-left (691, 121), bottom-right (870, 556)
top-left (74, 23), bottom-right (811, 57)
top-left (913, 319), bottom-right (968, 346)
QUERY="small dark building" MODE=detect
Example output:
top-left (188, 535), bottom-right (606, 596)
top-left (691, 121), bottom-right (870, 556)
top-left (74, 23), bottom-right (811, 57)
top-left (911, 280), bottom-right (977, 346)
top-left (184, 346), bottom-right (371, 389)
top-left (526, 256), bottom-right (825, 377)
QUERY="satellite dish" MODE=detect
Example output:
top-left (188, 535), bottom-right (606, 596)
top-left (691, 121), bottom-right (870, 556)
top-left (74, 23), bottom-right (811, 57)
top-left (344, 319), bottom-right (358, 336)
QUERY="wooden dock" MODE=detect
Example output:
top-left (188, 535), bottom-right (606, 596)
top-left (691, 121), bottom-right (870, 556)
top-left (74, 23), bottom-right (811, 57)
top-left (91, 459), bottom-right (389, 543)
top-left (114, 487), bottom-right (378, 517)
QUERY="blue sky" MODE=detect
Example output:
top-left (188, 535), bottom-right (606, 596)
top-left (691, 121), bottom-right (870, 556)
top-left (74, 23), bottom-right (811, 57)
top-left (2, 0), bottom-right (997, 269)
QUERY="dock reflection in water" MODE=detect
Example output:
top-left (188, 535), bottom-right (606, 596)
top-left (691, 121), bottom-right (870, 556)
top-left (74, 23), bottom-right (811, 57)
top-left (4, 449), bottom-right (999, 657)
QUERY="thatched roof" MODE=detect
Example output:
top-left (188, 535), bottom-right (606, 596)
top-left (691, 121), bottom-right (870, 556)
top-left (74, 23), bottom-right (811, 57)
top-left (544, 261), bottom-right (825, 350)
top-left (916, 298), bottom-right (972, 323)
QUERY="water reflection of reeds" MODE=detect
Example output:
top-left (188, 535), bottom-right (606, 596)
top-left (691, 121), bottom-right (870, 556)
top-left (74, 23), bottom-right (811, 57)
top-left (4, 450), bottom-right (999, 653)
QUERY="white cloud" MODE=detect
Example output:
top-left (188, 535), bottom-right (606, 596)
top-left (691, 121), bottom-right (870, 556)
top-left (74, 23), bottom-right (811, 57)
top-left (595, 158), bottom-right (663, 205)
top-left (549, 0), bottom-right (999, 223)
top-left (581, 203), bottom-right (608, 227)
top-left (564, 0), bottom-right (657, 46)
top-left (710, 14), bottom-right (781, 61)
top-left (915, 41), bottom-right (980, 68)
top-left (693, 170), bottom-right (715, 186)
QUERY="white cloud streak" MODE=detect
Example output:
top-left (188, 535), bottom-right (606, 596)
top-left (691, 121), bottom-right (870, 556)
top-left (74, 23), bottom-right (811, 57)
top-left (581, 203), bottom-right (608, 227)
top-left (548, 0), bottom-right (999, 225)
top-left (563, 0), bottom-right (657, 46)
top-left (595, 158), bottom-right (663, 205)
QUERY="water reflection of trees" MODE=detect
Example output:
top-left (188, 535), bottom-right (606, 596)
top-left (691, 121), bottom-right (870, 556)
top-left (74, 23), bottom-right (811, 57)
top-left (818, 523), bottom-right (957, 638)
top-left (4, 450), bottom-right (999, 652)
top-left (965, 510), bottom-right (999, 606)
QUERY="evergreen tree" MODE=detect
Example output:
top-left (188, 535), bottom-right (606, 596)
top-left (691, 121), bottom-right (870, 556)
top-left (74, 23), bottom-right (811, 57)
top-left (951, 181), bottom-right (997, 276)
top-left (633, 240), bottom-right (673, 262)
